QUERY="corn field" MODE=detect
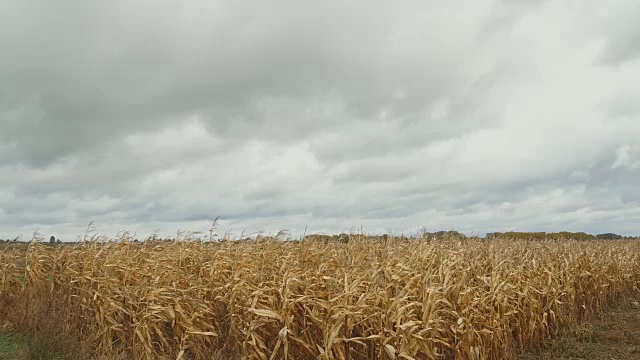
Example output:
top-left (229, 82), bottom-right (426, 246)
top-left (1, 237), bottom-right (639, 359)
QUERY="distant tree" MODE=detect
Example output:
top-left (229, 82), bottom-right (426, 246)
top-left (49, 236), bottom-right (56, 244)
top-left (428, 230), bottom-right (466, 240)
top-left (596, 233), bottom-right (623, 240)
top-left (337, 233), bottom-right (349, 243)
top-left (56, 239), bottom-right (62, 244)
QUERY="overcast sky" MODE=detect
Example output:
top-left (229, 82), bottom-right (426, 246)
top-left (1, 0), bottom-right (640, 241)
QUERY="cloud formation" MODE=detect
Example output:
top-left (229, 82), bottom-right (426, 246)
top-left (1, 0), bottom-right (640, 240)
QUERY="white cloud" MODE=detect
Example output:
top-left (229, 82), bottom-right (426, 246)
top-left (612, 145), bottom-right (640, 170)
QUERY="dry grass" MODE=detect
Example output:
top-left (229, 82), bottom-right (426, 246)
top-left (1, 236), bottom-right (639, 359)
top-left (522, 293), bottom-right (640, 359)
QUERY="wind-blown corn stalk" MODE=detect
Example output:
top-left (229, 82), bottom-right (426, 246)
top-left (1, 237), bottom-right (639, 359)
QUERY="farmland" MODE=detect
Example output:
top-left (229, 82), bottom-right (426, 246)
top-left (1, 235), bottom-right (639, 359)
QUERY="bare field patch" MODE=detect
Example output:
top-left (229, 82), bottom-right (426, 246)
top-left (522, 293), bottom-right (640, 360)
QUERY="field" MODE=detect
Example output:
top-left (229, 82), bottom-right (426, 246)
top-left (1, 236), bottom-right (640, 359)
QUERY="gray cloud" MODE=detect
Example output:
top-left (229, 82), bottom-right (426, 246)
top-left (1, 0), bottom-right (640, 240)
top-left (1, 0), bottom-right (487, 165)
top-left (595, 2), bottom-right (640, 65)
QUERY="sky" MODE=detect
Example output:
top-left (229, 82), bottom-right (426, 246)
top-left (1, 0), bottom-right (640, 241)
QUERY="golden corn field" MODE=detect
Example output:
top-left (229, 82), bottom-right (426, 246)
top-left (1, 236), bottom-right (640, 359)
